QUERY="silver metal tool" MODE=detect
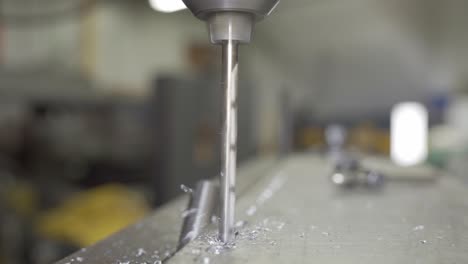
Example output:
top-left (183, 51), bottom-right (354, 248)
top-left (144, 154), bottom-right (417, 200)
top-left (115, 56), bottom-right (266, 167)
top-left (178, 180), bottom-right (219, 249)
top-left (182, 0), bottom-right (279, 243)
top-left (220, 38), bottom-right (239, 243)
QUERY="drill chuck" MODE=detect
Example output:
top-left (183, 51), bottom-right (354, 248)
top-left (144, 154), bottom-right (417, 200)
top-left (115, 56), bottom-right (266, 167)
top-left (182, 0), bottom-right (279, 44)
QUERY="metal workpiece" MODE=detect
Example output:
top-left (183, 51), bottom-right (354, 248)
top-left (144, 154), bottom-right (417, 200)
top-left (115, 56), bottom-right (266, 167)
top-left (219, 39), bottom-right (239, 243)
top-left (169, 155), bottom-right (468, 264)
top-left (178, 180), bottom-right (219, 249)
top-left (55, 155), bottom-right (468, 263)
top-left (54, 157), bottom-right (277, 264)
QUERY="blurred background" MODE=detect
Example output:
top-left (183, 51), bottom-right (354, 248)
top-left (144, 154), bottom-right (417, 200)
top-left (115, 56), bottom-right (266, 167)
top-left (0, 0), bottom-right (468, 263)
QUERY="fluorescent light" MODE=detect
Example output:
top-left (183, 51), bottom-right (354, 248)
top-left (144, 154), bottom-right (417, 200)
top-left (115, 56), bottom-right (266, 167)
top-left (149, 0), bottom-right (187, 13)
top-left (391, 102), bottom-right (428, 166)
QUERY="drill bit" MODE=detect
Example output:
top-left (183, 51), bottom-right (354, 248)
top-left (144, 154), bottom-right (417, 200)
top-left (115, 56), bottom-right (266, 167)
top-left (219, 39), bottom-right (239, 243)
top-left (181, 0), bottom-right (279, 244)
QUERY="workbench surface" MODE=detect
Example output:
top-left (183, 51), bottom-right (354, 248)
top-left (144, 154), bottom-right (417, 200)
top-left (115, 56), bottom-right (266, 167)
top-left (170, 155), bottom-right (468, 264)
top-left (57, 155), bottom-right (468, 263)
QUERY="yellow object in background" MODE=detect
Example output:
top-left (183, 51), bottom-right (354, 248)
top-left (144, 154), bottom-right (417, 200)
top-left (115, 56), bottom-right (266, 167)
top-left (36, 184), bottom-right (149, 247)
top-left (350, 123), bottom-right (375, 151)
top-left (4, 182), bottom-right (38, 217)
top-left (298, 127), bottom-right (324, 149)
top-left (350, 122), bottom-right (390, 155)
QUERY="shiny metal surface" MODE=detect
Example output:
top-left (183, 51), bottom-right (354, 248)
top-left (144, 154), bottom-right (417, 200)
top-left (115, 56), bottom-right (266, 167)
top-left (184, 0), bottom-right (279, 244)
top-left (182, 0), bottom-right (280, 20)
top-left (169, 154), bottom-right (468, 264)
top-left (178, 180), bottom-right (219, 249)
top-left (207, 12), bottom-right (254, 44)
top-left (55, 154), bottom-right (468, 263)
top-left (54, 157), bottom-right (277, 264)
top-left (183, 0), bottom-right (279, 43)
top-left (330, 170), bottom-right (357, 187)
top-left (220, 39), bottom-right (239, 243)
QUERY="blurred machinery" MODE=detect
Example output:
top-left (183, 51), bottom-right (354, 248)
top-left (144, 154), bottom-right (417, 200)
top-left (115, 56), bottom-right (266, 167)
top-left (36, 184), bottom-right (149, 247)
top-left (1, 0), bottom-right (468, 263)
top-left (0, 79), bottom-right (155, 263)
top-left (293, 112), bottom-right (392, 155)
top-left (0, 63), bottom-right (258, 263)
top-left (151, 74), bottom-right (256, 205)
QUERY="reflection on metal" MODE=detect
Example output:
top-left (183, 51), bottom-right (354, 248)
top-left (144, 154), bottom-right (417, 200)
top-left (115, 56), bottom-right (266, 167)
top-left (54, 157), bottom-right (276, 264)
top-left (331, 171), bottom-right (354, 186)
top-left (178, 180), bottom-right (219, 249)
top-left (219, 39), bottom-right (239, 243)
top-left (183, 0), bottom-right (279, 244)
top-left (331, 155), bottom-right (385, 189)
top-left (170, 154), bottom-right (468, 264)
top-left (55, 155), bottom-right (467, 263)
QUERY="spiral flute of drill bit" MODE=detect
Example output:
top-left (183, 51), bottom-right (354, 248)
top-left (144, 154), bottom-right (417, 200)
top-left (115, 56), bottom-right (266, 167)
top-left (181, 0), bottom-right (280, 244)
top-left (219, 39), bottom-right (239, 243)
